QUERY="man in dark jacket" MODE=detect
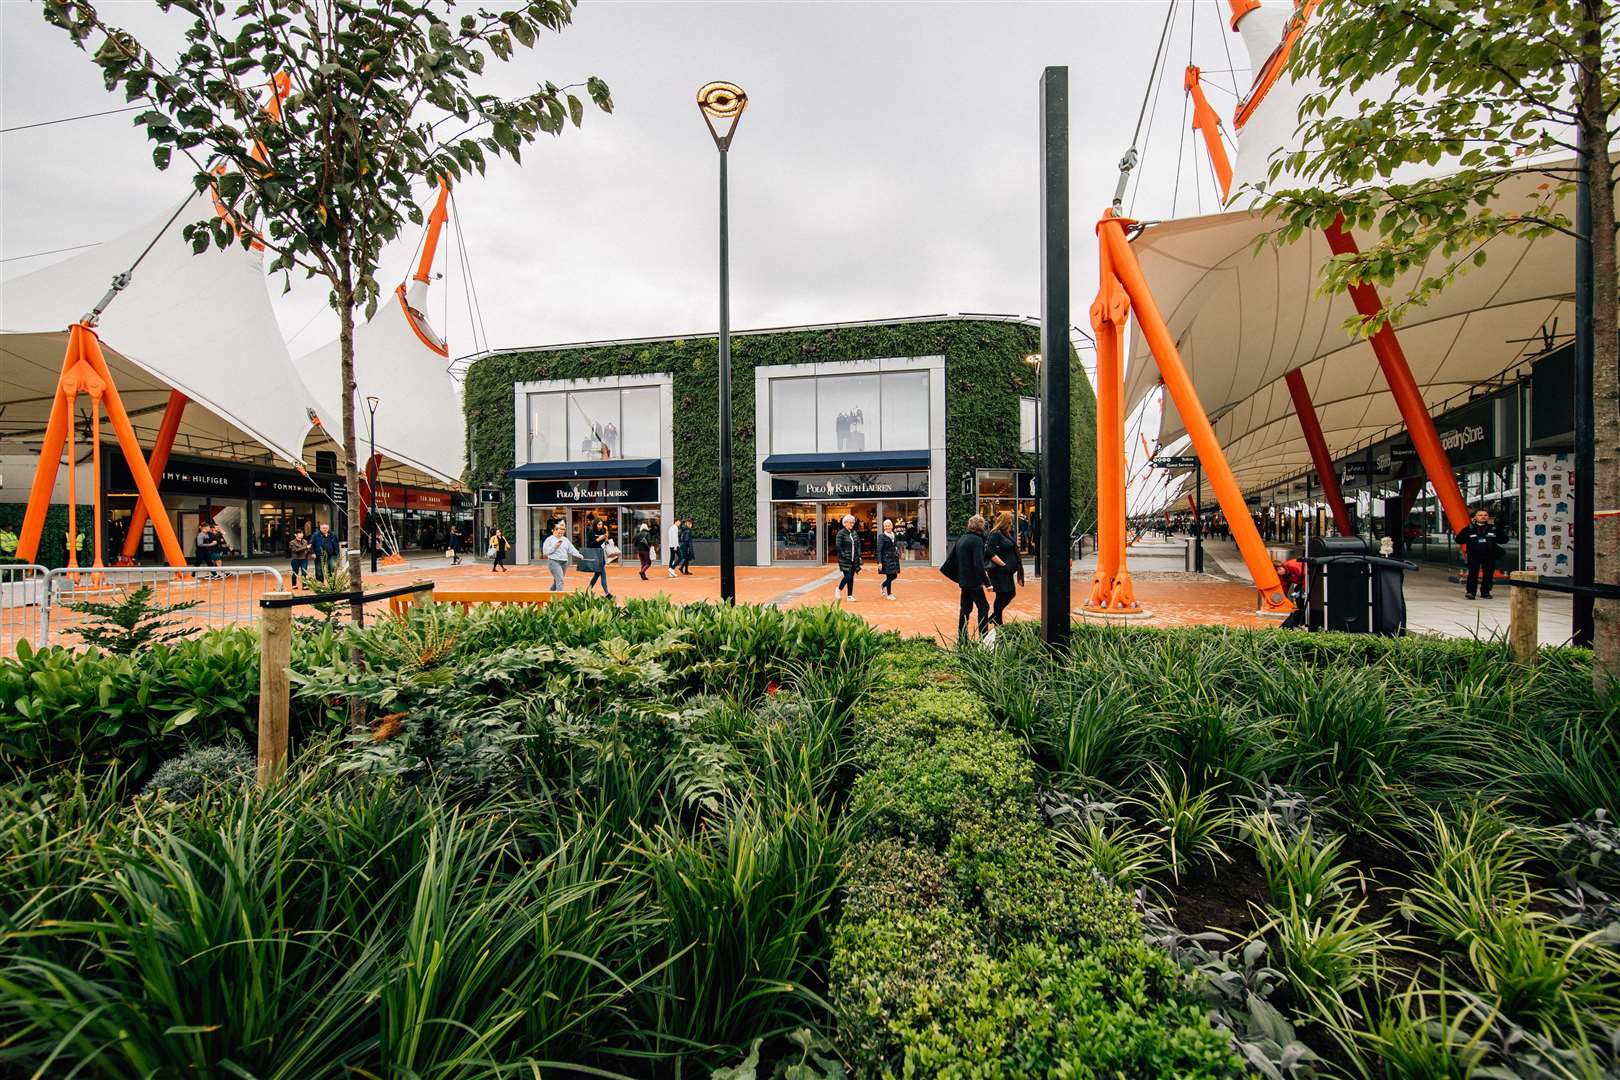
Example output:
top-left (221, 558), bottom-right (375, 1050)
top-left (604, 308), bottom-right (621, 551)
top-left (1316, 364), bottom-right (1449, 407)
top-left (834, 513), bottom-right (862, 603)
top-left (310, 521), bottom-right (341, 582)
top-left (1455, 507), bottom-right (1507, 599)
top-left (942, 514), bottom-right (991, 640)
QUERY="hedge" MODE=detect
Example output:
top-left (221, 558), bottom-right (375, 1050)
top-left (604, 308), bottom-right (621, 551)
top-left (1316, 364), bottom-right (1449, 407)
top-left (828, 638), bottom-right (1243, 1077)
top-left (0, 503), bottom-right (91, 569)
top-left (461, 317), bottom-right (1098, 543)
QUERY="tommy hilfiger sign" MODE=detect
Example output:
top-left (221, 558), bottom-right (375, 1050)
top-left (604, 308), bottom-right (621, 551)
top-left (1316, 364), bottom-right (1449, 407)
top-left (528, 477), bottom-right (660, 505)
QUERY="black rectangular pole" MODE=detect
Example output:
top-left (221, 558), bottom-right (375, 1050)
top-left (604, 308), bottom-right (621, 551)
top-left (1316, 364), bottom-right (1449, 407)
top-left (1572, 138), bottom-right (1593, 645)
top-left (1193, 458), bottom-right (1204, 573)
top-left (717, 148), bottom-right (736, 602)
top-left (1038, 66), bottom-right (1070, 649)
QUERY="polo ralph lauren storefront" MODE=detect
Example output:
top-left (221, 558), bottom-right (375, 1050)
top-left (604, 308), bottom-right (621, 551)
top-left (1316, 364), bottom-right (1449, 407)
top-left (465, 316), bottom-right (1097, 569)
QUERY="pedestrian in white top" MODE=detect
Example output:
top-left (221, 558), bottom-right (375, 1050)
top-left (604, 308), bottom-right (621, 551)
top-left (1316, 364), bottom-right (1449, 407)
top-left (541, 522), bottom-right (582, 591)
top-left (668, 519), bottom-right (682, 578)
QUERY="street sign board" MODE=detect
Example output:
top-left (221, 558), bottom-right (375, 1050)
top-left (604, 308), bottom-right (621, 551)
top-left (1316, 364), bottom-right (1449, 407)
top-left (1151, 455), bottom-right (1199, 469)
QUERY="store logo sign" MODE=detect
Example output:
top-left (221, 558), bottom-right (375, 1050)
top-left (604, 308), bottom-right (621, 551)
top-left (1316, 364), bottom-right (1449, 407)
top-left (1440, 424), bottom-right (1486, 453)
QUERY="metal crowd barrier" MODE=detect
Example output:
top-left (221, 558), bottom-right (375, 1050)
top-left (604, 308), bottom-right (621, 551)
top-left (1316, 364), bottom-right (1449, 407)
top-left (0, 564), bottom-right (284, 653)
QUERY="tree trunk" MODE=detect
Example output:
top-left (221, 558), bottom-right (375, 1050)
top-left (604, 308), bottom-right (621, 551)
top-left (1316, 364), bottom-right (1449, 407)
top-left (337, 282), bottom-right (368, 728)
top-left (1583, 91), bottom-right (1618, 689)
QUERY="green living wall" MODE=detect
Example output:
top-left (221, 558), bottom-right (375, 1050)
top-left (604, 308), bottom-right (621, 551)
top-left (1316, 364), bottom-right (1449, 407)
top-left (464, 318), bottom-right (1098, 544)
top-left (0, 504), bottom-right (92, 569)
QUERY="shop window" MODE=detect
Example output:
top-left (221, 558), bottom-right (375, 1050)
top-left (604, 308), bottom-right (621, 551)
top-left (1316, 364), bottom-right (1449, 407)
top-left (882, 371), bottom-right (930, 450)
top-left (526, 386), bottom-right (663, 463)
top-left (620, 386), bottom-right (660, 459)
top-left (769, 368), bottom-right (932, 454)
top-left (1019, 397), bottom-right (1040, 453)
top-left (527, 393), bottom-right (566, 463)
top-left (771, 378), bottom-right (818, 453)
top-left (568, 388), bottom-right (620, 460)
top-left (817, 375), bottom-right (880, 452)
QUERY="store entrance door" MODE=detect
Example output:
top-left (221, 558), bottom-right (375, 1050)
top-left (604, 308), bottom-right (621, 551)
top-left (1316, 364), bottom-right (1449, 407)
top-left (822, 501), bottom-right (878, 564)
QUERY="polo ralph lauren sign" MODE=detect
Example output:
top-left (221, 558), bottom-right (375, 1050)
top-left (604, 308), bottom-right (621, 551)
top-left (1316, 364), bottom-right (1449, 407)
top-left (770, 472), bottom-right (929, 501)
top-left (529, 477), bottom-right (659, 505)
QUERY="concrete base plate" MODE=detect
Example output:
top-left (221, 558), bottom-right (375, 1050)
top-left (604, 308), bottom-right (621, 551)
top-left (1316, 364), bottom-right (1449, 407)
top-left (1074, 607), bottom-right (1156, 621)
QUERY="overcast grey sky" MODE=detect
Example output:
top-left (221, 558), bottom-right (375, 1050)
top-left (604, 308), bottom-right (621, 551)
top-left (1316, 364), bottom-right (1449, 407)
top-left (1, 0), bottom-right (1251, 361)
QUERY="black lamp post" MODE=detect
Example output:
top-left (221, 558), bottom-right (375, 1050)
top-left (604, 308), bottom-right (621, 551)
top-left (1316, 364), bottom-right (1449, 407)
top-left (365, 394), bottom-right (380, 573)
top-left (697, 81), bottom-right (747, 604)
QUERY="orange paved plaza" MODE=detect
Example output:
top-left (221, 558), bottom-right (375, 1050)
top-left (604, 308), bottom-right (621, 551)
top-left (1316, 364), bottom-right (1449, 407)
top-left (369, 560), bottom-right (1273, 641)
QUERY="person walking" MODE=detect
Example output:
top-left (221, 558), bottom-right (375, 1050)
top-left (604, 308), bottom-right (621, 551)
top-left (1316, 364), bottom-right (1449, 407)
top-left (541, 521), bottom-right (580, 591)
top-left (634, 520), bottom-right (653, 580)
top-left (941, 514), bottom-right (991, 642)
top-left (877, 517), bottom-right (901, 600)
top-left (833, 513), bottom-right (862, 603)
top-left (448, 525), bottom-right (463, 566)
top-left (311, 521), bottom-right (340, 582)
top-left (288, 529), bottom-right (312, 589)
top-left (1455, 506), bottom-right (1507, 600)
top-left (489, 527), bottom-right (511, 573)
top-left (984, 511), bottom-right (1024, 646)
top-left (678, 518), bottom-right (695, 575)
top-left (585, 522), bottom-right (614, 598)
top-left (668, 517), bottom-right (683, 578)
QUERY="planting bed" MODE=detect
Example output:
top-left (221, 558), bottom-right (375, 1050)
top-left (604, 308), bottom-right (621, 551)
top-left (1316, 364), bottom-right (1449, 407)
top-left (1, 602), bottom-right (1616, 1077)
top-left (965, 623), bottom-right (1620, 1079)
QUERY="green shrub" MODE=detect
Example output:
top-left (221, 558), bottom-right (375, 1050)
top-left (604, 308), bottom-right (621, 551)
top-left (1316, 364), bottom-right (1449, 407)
top-left (141, 742), bottom-right (254, 800)
top-left (886, 939), bottom-right (1244, 1078)
top-left (0, 627), bottom-right (345, 782)
top-left (847, 718), bottom-right (1032, 850)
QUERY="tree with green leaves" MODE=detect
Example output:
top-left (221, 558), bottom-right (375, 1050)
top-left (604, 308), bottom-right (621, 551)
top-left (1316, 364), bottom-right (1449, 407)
top-left (1257, 0), bottom-right (1617, 685)
top-left (44, 0), bottom-right (611, 640)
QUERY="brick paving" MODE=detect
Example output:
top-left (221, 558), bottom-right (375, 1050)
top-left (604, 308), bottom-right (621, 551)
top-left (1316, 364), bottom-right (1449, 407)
top-left (22, 540), bottom-right (1545, 653)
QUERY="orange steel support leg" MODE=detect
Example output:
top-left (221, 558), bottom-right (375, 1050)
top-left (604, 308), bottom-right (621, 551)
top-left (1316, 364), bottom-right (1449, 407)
top-left (1184, 67), bottom-right (1234, 201)
top-left (1323, 218), bottom-right (1470, 535)
top-left (1283, 369), bottom-right (1353, 536)
top-left (118, 389), bottom-right (187, 564)
top-left (1083, 220), bottom-right (1140, 614)
top-left (17, 325), bottom-right (188, 567)
top-left (80, 327), bottom-right (187, 566)
top-left (1099, 211), bottom-right (1290, 611)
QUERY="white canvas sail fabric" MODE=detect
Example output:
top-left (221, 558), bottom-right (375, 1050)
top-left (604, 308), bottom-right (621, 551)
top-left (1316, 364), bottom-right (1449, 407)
top-left (1121, 167), bottom-right (1574, 495)
top-left (1, 193), bottom-right (321, 464)
top-left (1120, 1), bottom-right (1582, 500)
top-left (293, 284), bottom-right (464, 484)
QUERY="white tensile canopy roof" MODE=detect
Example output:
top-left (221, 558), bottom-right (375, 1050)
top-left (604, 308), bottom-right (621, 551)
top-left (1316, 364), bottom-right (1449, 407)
top-left (294, 279), bottom-right (465, 485)
top-left (1, 193), bottom-right (322, 465)
top-left (1121, 165), bottom-right (1574, 496)
top-left (1122, 0), bottom-right (1578, 504)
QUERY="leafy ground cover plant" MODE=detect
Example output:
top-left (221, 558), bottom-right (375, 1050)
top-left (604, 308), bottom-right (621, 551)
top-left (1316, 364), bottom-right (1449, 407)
top-left (963, 621), bottom-right (1620, 1079)
top-left (0, 598), bottom-right (891, 1077)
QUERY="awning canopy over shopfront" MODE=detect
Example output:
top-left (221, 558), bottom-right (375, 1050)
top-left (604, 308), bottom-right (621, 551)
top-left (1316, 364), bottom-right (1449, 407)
top-left (1121, 164), bottom-right (1577, 505)
top-left (761, 449), bottom-right (930, 473)
top-left (508, 457), bottom-right (662, 481)
top-left (1, 193), bottom-right (324, 465)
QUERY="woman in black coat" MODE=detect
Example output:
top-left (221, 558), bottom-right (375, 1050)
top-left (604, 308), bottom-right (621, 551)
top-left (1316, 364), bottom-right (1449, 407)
top-left (942, 514), bottom-right (991, 640)
top-left (985, 510), bottom-right (1024, 635)
top-left (877, 518), bottom-right (902, 600)
top-left (833, 513), bottom-right (862, 602)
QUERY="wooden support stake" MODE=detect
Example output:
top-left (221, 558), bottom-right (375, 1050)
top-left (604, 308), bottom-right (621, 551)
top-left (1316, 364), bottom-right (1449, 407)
top-left (1508, 571), bottom-right (1539, 664)
top-left (413, 583), bottom-right (435, 609)
top-left (257, 592), bottom-right (292, 785)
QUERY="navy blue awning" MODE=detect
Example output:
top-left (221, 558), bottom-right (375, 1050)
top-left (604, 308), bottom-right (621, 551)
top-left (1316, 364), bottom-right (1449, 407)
top-left (761, 450), bottom-right (930, 473)
top-left (508, 457), bottom-right (661, 481)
